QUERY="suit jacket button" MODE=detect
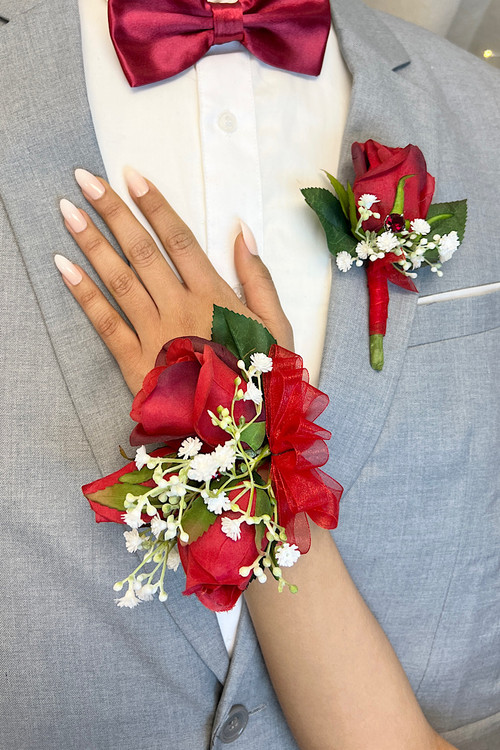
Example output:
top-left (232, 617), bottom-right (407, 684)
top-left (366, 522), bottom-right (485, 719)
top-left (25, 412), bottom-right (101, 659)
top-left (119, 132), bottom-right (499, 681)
top-left (219, 704), bottom-right (249, 743)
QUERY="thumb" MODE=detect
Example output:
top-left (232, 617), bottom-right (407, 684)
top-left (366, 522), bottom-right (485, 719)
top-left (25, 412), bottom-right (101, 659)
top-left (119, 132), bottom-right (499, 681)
top-left (234, 222), bottom-right (294, 351)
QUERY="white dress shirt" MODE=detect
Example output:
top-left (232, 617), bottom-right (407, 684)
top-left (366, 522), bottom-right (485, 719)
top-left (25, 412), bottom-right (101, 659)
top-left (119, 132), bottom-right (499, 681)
top-left (78, 0), bottom-right (351, 655)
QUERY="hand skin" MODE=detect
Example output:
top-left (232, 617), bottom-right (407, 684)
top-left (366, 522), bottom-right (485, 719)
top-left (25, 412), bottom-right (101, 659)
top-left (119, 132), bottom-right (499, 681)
top-left (57, 169), bottom-right (456, 750)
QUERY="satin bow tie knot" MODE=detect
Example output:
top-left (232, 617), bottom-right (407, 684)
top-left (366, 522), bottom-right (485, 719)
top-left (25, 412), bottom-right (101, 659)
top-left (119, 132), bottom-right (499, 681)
top-left (108, 0), bottom-right (332, 88)
top-left (211, 3), bottom-right (244, 45)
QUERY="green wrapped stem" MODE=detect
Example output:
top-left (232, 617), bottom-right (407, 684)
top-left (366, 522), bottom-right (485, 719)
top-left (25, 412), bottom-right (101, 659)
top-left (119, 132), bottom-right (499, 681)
top-left (369, 334), bottom-right (384, 371)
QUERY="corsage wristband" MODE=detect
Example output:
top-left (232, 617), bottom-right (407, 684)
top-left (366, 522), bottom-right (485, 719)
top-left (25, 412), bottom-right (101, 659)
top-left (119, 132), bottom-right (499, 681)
top-left (83, 307), bottom-right (343, 612)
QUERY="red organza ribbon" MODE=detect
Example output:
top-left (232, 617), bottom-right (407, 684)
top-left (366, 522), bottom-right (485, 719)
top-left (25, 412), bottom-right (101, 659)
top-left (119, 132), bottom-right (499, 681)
top-left (108, 0), bottom-right (332, 87)
top-left (366, 255), bottom-right (418, 336)
top-left (263, 345), bottom-right (343, 553)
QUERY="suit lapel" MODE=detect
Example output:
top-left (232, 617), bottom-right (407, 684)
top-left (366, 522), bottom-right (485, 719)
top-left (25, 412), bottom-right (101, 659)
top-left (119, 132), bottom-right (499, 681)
top-left (0, 0), bottom-right (229, 684)
top-left (319, 0), bottom-right (441, 493)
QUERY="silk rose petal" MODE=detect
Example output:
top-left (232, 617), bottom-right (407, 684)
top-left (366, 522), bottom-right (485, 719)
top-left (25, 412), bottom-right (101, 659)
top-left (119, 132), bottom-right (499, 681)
top-left (130, 336), bottom-right (258, 447)
top-left (352, 140), bottom-right (435, 231)
top-left (178, 488), bottom-right (266, 612)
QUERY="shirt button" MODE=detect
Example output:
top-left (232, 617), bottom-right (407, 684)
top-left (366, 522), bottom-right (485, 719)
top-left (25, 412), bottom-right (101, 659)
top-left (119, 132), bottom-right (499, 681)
top-left (218, 111), bottom-right (238, 133)
top-left (219, 704), bottom-right (249, 743)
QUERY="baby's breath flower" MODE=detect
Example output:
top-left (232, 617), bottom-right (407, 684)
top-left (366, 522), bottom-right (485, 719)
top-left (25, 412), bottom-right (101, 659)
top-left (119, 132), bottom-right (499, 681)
top-left (213, 441), bottom-right (236, 472)
top-left (358, 194), bottom-right (379, 209)
top-left (356, 240), bottom-right (372, 260)
top-left (410, 219), bottom-right (431, 236)
top-left (243, 381), bottom-right (263, 405)
top-left (122, 506), bottom-right (145, 529)
top-left (336, 251), bottom-right (353, 273)
top-left (438, 231), bottom-right (460, 262)
top-left (135, 445), bottom-right (151, 471)
top-left (136, 583), bottom-right (156, 602)
top-left (178, 436), bottom-right (203, 460)
top-left (123, 528), bottom-right (143, 553)
top-left (115, 585), bottom-right (141, 608)
top-left (202, 489), bottom-right (232, 515)
top-left (376, 231), bottom-right (399, 254)
top-left (275, 543), bottom-right (301, 567)
top-left (187, 453), bottom-right (220, 483)
top-left (221, 517), bottom-right (243, 541)
top-left (167, 547), bottom-right (181, 571)
top-left (250, 352), bottom-right (273, 374)
top-left (151, 514), bottom-right (168, 538)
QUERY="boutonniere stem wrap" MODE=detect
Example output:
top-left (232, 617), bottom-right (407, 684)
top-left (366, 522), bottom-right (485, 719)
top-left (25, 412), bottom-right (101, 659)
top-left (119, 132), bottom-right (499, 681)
top-left (302, 140), bottom-right (467, 370)
top-left (83, 308), bottom-right (342, 612)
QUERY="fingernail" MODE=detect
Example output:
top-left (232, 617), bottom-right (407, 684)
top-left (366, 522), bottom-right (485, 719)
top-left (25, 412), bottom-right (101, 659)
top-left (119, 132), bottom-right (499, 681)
top-left (124, 166), bottom-right (150, 198)
top-left (240, 220), bottom-right (258, 255)
top-left (74, 168), bottom-right (105, 200)
top-left (54, 254), bottom-right (83, 285)
top-left (60, 198), bottom-right (88, 233)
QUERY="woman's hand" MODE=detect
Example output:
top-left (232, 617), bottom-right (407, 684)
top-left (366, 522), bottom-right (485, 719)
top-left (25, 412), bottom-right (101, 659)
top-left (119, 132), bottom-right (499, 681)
top-left (55, 167), bottom-right (293, 395)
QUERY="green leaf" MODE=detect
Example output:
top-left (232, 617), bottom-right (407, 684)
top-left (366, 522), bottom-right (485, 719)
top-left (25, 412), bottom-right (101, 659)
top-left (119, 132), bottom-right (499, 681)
top-left (301, 187), bottom-right (357, 257)
top-left (391, 175), bottom-right (414, 215)
top-left (254, 522), bottom-right (266, 549)
top-left (241, 421), bottom-right (266, 451)
top-left (324, 171), bottom-right (349, 219)
top-left (426, 200), bottom-right (467, 243)
top-left (254, 488), bottom-right (273, 518)
top-left (347, 182), bottom-right (359, 234)
top-left (182, 496), bottom-right (217, 543)
top-left (211, 306), bottom-right (276, 365)
top-left (119, 466), bottom-right (154, 484)
top-left (86, 482), bottom-right (151, 511)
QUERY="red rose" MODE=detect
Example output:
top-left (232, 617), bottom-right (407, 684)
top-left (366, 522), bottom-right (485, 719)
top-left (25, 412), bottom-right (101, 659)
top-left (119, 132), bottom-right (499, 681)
top-left (351, 140), bottom-right (435, 231)
top-left (82, 448), bottom-right (170, 524)
top-left (178, 488), bottom-right (266, 612)
top-left (130, 336), bottom-right (257, 447)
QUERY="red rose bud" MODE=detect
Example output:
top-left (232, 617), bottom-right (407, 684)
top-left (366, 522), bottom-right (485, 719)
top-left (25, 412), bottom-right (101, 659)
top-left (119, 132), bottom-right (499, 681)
top-left (82, 447), bottom-right (171, 524)
top-left (178, 487), bottom-right (267, 612)
top-left (351, 140), bottom-right (435, 232)
top-left (130, 336), bottom-right (259, 447)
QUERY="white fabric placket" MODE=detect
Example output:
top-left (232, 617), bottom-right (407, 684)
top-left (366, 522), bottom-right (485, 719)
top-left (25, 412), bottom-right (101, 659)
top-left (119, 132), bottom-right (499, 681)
top-left (196, 49), bottom-right (263, 295)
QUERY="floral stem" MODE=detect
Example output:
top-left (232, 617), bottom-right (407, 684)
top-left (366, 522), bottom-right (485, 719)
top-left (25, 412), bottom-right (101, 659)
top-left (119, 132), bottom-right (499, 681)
top-left (369, 334), bottom-right (384, 371)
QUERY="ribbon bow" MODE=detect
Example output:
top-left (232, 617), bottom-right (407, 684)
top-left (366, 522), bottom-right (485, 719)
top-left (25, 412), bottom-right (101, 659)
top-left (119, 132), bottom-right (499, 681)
top-left (263, 345), bottom-right (343, 553)
top-left (108, 0), bottom-right (332, 87)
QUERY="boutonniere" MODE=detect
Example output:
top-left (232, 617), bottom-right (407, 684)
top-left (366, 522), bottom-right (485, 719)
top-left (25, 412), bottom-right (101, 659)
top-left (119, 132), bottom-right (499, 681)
top-left (83, 308), bottom-right (342, 612)
top-left (302, 140), bottom-right (467, 370)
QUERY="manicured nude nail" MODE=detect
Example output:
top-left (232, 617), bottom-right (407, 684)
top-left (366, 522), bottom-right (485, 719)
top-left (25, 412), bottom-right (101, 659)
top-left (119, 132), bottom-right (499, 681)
top-left (240, 220), bottom-right (258, 255)
top-left (124, 166), bottom-right (150, 198)
top-left (54, 254), bottom-right (83, 285)
top-left (60, 198), bottom-right (88, 233)
top-left (74, 168), bottom-right (105, 200)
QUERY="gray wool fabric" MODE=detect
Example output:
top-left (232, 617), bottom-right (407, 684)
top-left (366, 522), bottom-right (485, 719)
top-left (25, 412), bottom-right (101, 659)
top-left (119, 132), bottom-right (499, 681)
top-left (0, 0), bottom-right (499, 748)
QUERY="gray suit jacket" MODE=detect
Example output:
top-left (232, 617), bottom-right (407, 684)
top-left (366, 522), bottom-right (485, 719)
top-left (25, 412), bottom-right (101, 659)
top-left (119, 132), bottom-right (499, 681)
top-left (0, 1), bottom-right (499, 748)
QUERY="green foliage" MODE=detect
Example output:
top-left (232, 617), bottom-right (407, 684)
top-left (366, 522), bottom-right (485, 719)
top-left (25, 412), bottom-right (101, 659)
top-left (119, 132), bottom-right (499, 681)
top-left (324, 171), bottom-right (350, 219)
top-left (241, 421), bottom-right (266, 451)
top-left (391, 175), bottom-right (414, 214)
top-left (211, 306), bottom-right (276, 365)
top-left (254, 488), bottom-right (273, 518)
top-left (87, 483), bottom-right (151, 511)
top-left (301, 187), bottom-right (357, 257)
top-left (182, 496), bottom-right (217, 543)
top-left (119, 466), bottom-right (154, 484)
top-left (426, 200), bottom-right (467, 242)
top-left (347, 182), bottom-right (359, 235)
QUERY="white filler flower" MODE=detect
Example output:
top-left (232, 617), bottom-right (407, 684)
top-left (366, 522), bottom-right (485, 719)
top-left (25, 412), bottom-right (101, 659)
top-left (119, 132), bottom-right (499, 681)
top-left (410, 219), bottom-right (431, 236)
top-left (178, 436), bottom-right (203, 460)
top-left (250, 352), bottom-right (273, 374)
top-left (336, 251), bottom-right (353, 273)
top-left (243, 381), bottom-right (263, 405)
top-left (135, 445), bottom-right (151, 471)
top-left (275, 543), bottom-right (301, 567)
top-left (438, 231), bottom-right (460, 262)
top-left (187, 452), bottom-right (220, 483)
top-left (202, 490), bottom-right (232, 515)
top-left (376, 231), bottom-right (400, 254)
top-left (221, 517), bottom-right (243, 541)
top-left (123, 528), bottom-right (143, 553)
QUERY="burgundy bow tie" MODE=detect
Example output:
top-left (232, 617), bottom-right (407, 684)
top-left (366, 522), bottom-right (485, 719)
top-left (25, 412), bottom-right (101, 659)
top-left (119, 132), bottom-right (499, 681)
top-left (108, 0), bottom-right (332, 88)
